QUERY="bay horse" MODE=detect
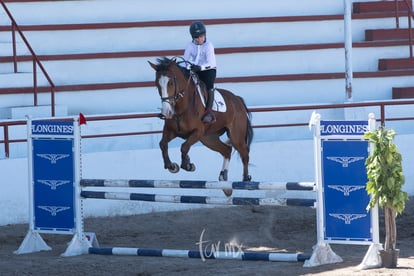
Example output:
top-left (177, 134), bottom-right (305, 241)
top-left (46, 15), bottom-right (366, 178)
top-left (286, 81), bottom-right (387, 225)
top-left (148, 57), bottom-right (253, 184)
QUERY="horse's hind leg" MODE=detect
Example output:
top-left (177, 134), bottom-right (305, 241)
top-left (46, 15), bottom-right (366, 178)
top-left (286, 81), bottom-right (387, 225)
top-left (232, 138), bottom-right (251, 181)
top-left (200, 135), bottom-right (233, 196)
top-left (228, 124), bottom-right (251, 181)
top-left (201, 135), bottom-right (232, 179)
top-left (219, 157), bottom-right (230, 181)
top-left (217, 139), bottom-right (233, 181)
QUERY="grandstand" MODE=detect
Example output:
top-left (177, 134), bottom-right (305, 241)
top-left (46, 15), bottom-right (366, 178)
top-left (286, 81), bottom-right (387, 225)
top-left (1, 0), bottom-right (414, 118)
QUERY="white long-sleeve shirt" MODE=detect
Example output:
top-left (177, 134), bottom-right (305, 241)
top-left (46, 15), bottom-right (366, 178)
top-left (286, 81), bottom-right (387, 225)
top-left (183, 39), bottom-right (216, 71)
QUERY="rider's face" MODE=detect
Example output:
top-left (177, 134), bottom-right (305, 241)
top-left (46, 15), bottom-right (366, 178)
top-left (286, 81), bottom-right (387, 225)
top-left (192, 34), bottom-right (206, 45)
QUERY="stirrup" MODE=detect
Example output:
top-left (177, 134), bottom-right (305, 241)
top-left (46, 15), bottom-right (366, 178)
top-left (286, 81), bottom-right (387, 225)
top-left (202, 110), bottom-right (216, 123)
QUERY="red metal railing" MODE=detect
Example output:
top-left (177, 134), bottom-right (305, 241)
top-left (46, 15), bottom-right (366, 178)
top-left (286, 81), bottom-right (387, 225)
top-left (395, 0), bottom-right (414, 58)
top-left (0, 1), bottom-right (56, 116)
top-left (1, 100), bottom-right (414, 158)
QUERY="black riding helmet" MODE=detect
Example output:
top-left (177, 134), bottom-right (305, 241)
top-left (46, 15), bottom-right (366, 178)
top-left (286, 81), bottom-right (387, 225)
top-left (189, 21), bottom-right (206, 38)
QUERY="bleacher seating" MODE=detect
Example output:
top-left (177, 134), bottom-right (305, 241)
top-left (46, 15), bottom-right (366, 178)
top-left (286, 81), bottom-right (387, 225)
top-left (1, 0), bottom-right (414, 118)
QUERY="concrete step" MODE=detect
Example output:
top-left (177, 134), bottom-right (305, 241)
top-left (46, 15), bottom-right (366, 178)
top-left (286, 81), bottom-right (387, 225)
top-left (379, 57), bottom-right (414, 70)
top-left (365, 28), bottom-right (412, 41)
top-left (18, 21), bottom-right (345, 54)
top-left (1, 42), bottom-right (411, 84)
top-left (0, 105), bottom-right (67, 119)
top-left (0, 72), bottom-right (50, 89)
top-left (393, 87), bottom-right (414, 99)
top-left (2, 70), bottom-right (414, 116)
top-left (3, 0), bottom-right (346, 25)
top-left (3, 16), bottom-right (404, 54)
top-left (353, 1), bottom-right (410, 14)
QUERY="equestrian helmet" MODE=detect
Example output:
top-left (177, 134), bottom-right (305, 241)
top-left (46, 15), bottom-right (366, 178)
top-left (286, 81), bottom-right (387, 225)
top-left (189, 21), bottom-right (206, 38)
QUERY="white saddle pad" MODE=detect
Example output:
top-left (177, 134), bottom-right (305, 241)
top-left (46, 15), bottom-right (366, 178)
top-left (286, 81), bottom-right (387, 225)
top-left (211, 89), bottom-right (226, 113)
top-left (192, 73), bottom-right (226, 112)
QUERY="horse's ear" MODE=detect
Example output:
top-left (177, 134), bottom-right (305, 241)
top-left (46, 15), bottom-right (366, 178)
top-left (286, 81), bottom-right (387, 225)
top-left (148, 61), bottom-right (158, 71)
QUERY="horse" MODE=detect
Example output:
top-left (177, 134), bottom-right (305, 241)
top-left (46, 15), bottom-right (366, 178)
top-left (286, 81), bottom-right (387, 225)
top-left (148, 57), bottom-right (253, 185)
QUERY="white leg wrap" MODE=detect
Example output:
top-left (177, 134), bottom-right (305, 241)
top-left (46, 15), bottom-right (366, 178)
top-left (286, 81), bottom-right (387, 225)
top-left (222, 158), bottom-right (230, 171)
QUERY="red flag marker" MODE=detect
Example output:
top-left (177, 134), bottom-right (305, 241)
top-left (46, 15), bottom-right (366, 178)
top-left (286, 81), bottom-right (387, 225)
top-left (79, 113), bottom-right (87, 125)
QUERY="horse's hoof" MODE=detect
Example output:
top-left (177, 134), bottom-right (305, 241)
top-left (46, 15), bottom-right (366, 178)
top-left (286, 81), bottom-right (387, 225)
top-left (181, 163), bottom-right (195, 172)
top-left (243, 175), bottom-right (252, 182)
top-left (222, 189), bottom-right (233, 197)
top-left (219, 170), bottom-right (228, 181)
top-left (168, 163), bottom-right (180, 173)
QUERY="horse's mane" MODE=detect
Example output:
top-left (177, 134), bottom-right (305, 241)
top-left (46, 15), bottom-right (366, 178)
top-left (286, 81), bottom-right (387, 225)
top-left (155, 57), bottom-right (190, 78)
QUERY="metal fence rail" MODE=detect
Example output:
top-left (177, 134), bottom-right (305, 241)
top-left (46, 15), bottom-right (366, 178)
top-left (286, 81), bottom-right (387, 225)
top-left (1, 100), bottom-right (414, 158)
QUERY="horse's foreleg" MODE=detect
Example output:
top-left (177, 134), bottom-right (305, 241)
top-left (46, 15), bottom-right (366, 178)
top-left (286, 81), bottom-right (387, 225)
top-left (159, 134), bottom-right (179, 173)
top-left (180, 153), bottom-right (195, 171)
top-left (180, 144), bottom-right (196, 172)
top-left (179, 133), bottom-right (202, 172)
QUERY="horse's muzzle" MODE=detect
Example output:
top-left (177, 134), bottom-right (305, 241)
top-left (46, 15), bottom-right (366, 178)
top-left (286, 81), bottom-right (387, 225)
top-left (161, 102), bottom-right (174, 119)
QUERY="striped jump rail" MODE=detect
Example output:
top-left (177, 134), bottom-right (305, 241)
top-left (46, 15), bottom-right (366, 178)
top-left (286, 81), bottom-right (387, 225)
top-left (89, 247), bottom-right (311, 262)
top-left (80, 179), bottom-right (315, 191)
top-left (80, 191), bottom-right (316, 207)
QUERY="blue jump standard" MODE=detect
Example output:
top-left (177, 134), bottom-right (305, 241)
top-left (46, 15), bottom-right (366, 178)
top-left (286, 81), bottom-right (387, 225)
top-left (88, 247), bottom-right (311, 262)
top-left (80, 179), bottom-right (315, 191)
top-left (80, 191), bottom-right (315, 207)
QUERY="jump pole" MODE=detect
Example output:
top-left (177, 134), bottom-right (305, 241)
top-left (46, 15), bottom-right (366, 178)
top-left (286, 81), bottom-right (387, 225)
top-left (88, 247), bottom-right (311, 262)
top-left (80, 179), bottom-right (315, 191)
top-left (80, 190), bottom-right (315, 207)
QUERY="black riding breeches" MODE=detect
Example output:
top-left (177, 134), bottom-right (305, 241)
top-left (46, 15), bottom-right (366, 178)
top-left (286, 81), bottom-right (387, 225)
top-left (196, 68), bottom-right (216, 90)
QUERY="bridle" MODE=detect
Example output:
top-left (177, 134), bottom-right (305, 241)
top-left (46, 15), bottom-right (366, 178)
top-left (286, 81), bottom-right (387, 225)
top-left (158, 64), bottom-right (192, 108)
top-left (159, 74), bottom-right (185, 106)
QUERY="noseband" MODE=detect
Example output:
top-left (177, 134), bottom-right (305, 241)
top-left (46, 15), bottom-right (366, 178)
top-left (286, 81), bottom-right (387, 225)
top-left (159, 70), bottom-right (191, 106)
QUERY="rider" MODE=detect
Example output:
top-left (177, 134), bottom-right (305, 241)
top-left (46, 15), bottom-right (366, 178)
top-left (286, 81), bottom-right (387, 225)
top-left (183, 21), bottom-right (217, 124)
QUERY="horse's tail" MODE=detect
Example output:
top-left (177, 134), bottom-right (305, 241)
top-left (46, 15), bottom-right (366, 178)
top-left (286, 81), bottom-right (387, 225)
top-left (239, 96), bottom-right (253, 149)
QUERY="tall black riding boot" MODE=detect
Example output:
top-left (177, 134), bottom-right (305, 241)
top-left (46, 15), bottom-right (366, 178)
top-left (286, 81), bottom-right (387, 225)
top-left (202, 88), bottom-right (216, 123)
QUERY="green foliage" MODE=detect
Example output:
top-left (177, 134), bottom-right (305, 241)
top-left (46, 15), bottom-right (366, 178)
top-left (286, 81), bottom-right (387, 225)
top-left (363, 127), bottom-right (408, 215)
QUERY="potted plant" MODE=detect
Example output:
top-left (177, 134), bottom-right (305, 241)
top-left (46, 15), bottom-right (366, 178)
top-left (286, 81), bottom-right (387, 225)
top-left (363, 127), bottom-right (408, 268)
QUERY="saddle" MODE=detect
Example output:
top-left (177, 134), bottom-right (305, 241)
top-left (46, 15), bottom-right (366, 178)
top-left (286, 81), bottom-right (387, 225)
top-left (190, 72), bottom-right (226, 112)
